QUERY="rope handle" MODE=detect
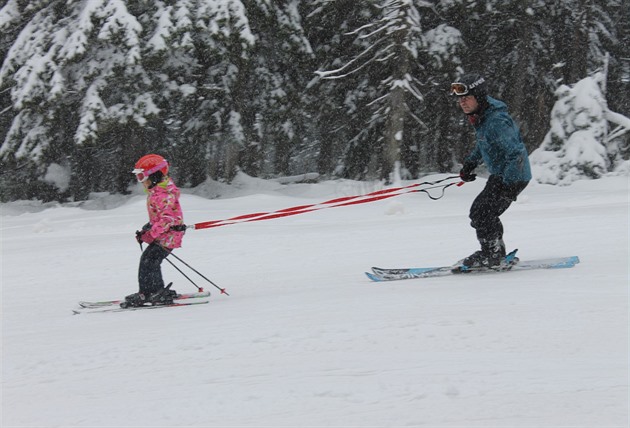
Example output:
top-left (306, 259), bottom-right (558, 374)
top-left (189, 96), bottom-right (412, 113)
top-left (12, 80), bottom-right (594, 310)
top-left (185, 175), bottom-right (463, 231)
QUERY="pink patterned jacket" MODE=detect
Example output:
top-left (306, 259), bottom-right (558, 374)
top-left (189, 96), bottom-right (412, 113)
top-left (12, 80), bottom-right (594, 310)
top-left (145, 178), bottom-right (184, 249)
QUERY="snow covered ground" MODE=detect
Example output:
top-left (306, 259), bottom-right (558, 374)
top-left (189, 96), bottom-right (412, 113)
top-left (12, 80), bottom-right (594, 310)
top-left (2, 174), bottom-right (628, 427)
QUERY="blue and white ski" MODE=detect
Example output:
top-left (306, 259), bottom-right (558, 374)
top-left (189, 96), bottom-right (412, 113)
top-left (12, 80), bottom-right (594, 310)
top-left (366, 250), bottom-right (579, 282)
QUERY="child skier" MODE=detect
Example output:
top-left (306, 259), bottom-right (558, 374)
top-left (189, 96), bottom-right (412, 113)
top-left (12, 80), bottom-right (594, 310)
top-left (125, 154), bottom-right (185, 307)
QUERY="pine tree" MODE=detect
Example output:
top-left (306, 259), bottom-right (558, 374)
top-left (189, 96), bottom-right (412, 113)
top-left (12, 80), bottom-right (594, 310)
top-left (0, 0), bottom-right (161, 200)
top-left (172, 0), bottom-right (256, 184)
top-left (603, 0), bottom-right (630, 122)
top-left (0, 0), bottom-right (56, 200)
top-left (315, 0), bottom-right (463, 182)
top-left (303, 0), bottom-right (378, 179)
top-left (239, 0), bottom-right (314, 178)
top-left (531, 71), bottom-right (630, 184)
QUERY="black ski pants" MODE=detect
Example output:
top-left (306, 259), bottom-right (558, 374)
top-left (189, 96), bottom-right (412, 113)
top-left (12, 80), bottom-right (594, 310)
top-left (469, 175), bottom-right (529, 244)
top-left (138, 243), bottom-right (171, 295)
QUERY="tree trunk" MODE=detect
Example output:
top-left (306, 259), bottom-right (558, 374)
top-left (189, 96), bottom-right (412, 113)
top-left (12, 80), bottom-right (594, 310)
top-left (383, 86), bottom-right (405, 183)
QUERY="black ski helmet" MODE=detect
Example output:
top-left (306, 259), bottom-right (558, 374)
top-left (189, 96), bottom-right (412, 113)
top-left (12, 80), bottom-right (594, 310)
top-left (451, 73), bottom-right (487, 99)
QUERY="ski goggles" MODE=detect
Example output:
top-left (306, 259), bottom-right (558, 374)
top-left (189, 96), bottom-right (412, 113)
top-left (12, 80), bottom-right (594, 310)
top-left (132, 160), bottom-right (168, 182)
top-left (450, 77), bottom-right (485, 96)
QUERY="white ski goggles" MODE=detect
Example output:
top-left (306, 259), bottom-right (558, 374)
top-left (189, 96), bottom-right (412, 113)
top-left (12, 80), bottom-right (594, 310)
top-left (132, 160), bottom-right (168, 182)
top-left (450, 77), bottom-right (485, 96)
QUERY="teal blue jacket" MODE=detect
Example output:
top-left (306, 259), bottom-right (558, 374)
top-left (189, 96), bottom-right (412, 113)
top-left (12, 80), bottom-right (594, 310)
top-left (464, 96), bottom-right (532, 184)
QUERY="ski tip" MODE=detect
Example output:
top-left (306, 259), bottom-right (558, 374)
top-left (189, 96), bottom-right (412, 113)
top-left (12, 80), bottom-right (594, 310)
top-left (550, 257), bottom-right (581, 269)
top-left (365, 272), bottom-right (383, 282)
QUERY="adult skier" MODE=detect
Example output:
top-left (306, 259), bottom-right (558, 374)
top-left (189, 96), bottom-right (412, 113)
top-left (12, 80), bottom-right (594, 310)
top-left (452, 73), bottom-right (532, 268)
top-left (125, 154), bottom-right (185, 306)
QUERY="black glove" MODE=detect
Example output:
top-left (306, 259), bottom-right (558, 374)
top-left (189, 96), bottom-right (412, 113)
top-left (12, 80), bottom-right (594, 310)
top-left (459, 162), bottom-right (477, 182)
top-left (135, 223), bottom-right (152, 244)
top-left (135, 230), bottom-right (147, 244)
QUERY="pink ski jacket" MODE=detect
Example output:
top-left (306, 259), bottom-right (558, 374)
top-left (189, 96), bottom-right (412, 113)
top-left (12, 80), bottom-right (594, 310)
top-left (145, 178), bottom-right (184, 249)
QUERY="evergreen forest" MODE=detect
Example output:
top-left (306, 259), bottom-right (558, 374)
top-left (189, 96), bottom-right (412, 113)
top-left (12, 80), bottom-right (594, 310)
top-left (1, 0), bottom-right (628, 202)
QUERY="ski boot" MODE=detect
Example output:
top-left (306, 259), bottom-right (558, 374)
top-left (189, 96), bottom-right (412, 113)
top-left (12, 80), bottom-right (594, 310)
top-left (148, 283), bottom-right (178, 306)
top-left (121, 292), bottom-right (148, 308)
top-left (456, 238), bottom-right (506, 271)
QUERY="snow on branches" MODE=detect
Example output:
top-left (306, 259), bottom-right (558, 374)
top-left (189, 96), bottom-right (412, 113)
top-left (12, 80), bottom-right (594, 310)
top-left (531, 71), bottom-right (630, 185)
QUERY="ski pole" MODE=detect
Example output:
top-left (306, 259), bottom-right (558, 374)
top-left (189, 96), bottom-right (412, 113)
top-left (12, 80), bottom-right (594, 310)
top-left (167, 252), bottom-right (230, 296)
top-left (137, 242), bottom-right (205, 292)
top-left (163, 257), bottom-right (204, 292)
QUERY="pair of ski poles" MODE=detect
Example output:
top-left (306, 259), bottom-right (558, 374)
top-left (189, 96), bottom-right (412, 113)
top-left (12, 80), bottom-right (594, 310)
top-left (139, 241), bottom-right (229, 296)
top-left (164, 251), bottom-right (229, 296)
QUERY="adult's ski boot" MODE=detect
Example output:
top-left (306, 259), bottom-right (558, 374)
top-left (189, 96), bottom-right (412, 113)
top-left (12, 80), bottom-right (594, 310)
top-left (458, 238), bottom-right (506, 270)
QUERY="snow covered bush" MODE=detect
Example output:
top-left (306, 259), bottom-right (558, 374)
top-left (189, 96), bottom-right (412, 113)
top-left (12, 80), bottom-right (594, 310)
top-left (531, 72), bottom-right (630, 185)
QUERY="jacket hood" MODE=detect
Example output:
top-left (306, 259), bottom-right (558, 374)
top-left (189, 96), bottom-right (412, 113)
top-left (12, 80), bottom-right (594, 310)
top-left (486, 96), bottom-right (507, 112)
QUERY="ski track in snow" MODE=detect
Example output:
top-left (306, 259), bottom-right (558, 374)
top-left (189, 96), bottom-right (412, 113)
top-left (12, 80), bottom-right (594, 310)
top-left (1, 175), bottom-right (628, 427)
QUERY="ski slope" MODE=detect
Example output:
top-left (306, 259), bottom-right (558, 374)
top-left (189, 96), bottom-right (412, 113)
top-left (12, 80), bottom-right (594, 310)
top-left (2, 174), bottom-right (628, 427)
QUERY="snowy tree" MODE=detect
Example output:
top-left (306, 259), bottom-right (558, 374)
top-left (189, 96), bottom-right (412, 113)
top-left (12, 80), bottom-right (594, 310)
top-left (0, 0), bottom-right (56, 199)
top-left (462, 0), bottom-right (558, 151)
top-left (165, 0), bottom-right (312, 183)
top-left (315, 0), bottom-right (462, 182)
top-left (0, 0), bottom-right (315, 200)
top-left (147, 0), bottom-right (257, 185)
top-left (239, 0), bottom-right (313, 178)
top-left (132, 0), bottom-right (202, 186)
top-left (302, 0), bottom-right (377, 179)
top-left (604, 0), bottom-right (630, 129)
top-left (0, 0), bottom-right (161, 199)
top-left (531, 71), bottom-right (630, 185)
